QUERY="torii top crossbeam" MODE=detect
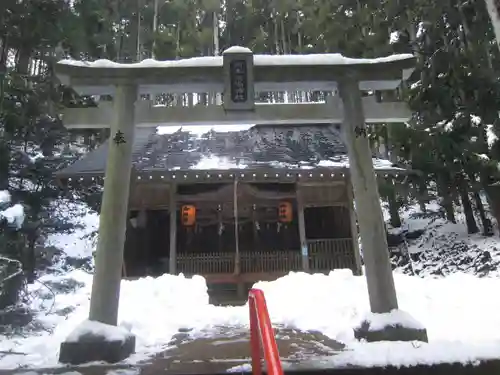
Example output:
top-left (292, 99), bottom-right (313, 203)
top-left (56, 46), bottom-right (415, 95)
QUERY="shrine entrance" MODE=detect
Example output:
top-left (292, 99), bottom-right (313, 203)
top-left (119, 179), bottom-right (357, 284)
top-left (55, 45), bottom-right (428, 364)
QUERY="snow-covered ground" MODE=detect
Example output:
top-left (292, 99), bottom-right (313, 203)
top-left (0, 200), bottom-right (499, 369)
top-left (384, 201), bottom-right (500, 276)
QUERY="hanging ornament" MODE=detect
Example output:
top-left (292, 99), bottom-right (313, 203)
top-left (181, 205), bottom-right (196, 226)
top-left (278, 201), bottom-right (293, 223)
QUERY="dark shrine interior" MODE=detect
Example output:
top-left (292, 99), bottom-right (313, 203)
top-left (123, 183), bottom-right (352, 277)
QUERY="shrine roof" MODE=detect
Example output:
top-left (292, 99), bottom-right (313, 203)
top-left (55, 124), bottom-right (407, 179)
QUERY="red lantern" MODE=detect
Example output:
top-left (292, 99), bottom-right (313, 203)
top-left (278, 202), bottom-right (293, 223)
top-left (181, 205), bottom-right (196, 226)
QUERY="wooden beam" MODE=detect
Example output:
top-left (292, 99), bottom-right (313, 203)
top-left (57, 168), bottom-right (414, 184)
top-left (55, 54), bottom-right (415, 95)
top-left (61, 96), bottom-right (411, 129)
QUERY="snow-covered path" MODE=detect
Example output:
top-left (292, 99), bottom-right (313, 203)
top-left (1, 269), bottom-right (500, 369)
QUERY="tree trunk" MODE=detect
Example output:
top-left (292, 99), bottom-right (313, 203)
top-left (437, 172), bottom-right (456, 223)
top-left (136, 0), bottom-right (142, 62)
top-left (273, 11), bottom-right (280, 54)
top-left (0, 141), bottom-right (9, 190)
top-left (280, 17), bottom-right (287, 54)
top-left (417, 178), bottom-right (428, 213)
top-left (152, 0), bottom-right (159, 58)
top-left (458, 175), bottom-right (479, 234)
top-left (467, 171), bottom-right (493, 235)
top-left (16, 46), bottom-right (31, 75)
top-left (474, 191), bottom-right (493, 236)
top-left (484, 0), bottom-right (500, 50)
top-left (387, 178), bottom-right (402, 228)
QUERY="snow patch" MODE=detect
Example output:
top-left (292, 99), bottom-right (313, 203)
top-left (0, 190), bottom-right (10, 204)
top-left (0, 190), bottom-right (25, 229)
top-left (389, 31), bottom-right (400, 44)
top-left (66, 320), bottom-right (131, 343)
top-left (487, 124), bottom-right (497, 148)
top-left (0, 204), bottom-right (25, 228)
top-left (227, 363), bottom-right (252, 372)
top-left (45, 201), bottom-right (99, 259)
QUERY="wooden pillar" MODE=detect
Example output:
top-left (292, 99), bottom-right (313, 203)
top-left (338, 77), bottom-right (398, 314)
top-left (233, 179), bottom-right (244, 300)
top-left (169, 184), bottom-right (177, 274)
top-left (89, 83), bottom-right (137, 326)
top-left (346, 177), bottom-right (362, 275)
top-left (296, 185), bottom-right (309, 272)
top-left (233, 179), bottom-right (240, 275)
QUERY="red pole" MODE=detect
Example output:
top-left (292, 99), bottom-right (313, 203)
top-left (248, 289), bottom-right (283, 375)
top-left (249, 296), bottom-right (262, 375)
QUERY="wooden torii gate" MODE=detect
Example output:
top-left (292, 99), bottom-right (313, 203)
top-left (55, 47), bottom-right (427, 365)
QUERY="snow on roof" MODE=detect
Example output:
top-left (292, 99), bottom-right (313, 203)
top-left (57, 124), bottom-right (407, 177)
top-left (190, 155), bottom-right (249, 170)
top-left (157, 124), bottom-right (254, 136)
top-left (58, 52), bottom-right (414, 69)
top-left (316, 158), bottom-right (403, 171)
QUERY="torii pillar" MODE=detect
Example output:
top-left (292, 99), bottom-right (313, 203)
top-left (59, 83), bottom-right (138, 364)
top-left (338, 76), bottom-right (427, 342)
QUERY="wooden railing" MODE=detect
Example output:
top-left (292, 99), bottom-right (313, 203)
top-left (176, 238), bottom-right (355, 275)
top-left (241, 251), bottom-right (302, 273)
top-left (249, 288), bottom-right (283, 375)
top-left (176, 252), bottom-right (234, 274)
top-left (307, 238), bottom-right (355, 271)
top-left (176, 250), bottom-right (303, 275)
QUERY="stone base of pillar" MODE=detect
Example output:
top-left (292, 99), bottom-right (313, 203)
top-left (354, 320), bottom-right (428, 343)
top-left (59, 322), bottom-right (136, 365)
top-left (352, 265), bottom-right (363, 276)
